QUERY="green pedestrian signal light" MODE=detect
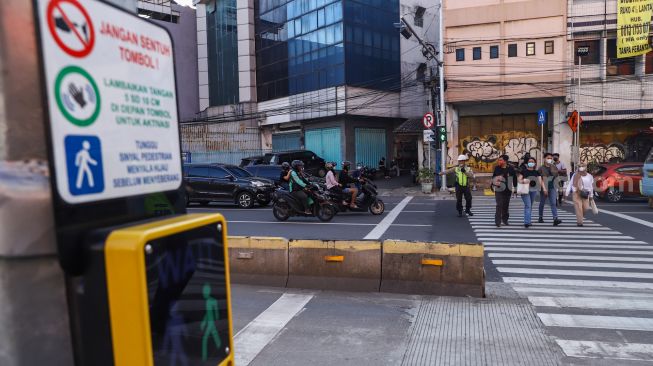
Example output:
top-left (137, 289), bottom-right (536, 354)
top-left (437, 126), bottom-right (447, 142)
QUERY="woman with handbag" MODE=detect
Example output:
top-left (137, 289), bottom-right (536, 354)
top-left (565, 163), bottom-right (595, 226)
top-left (517, 157), bottom-right (544, 228)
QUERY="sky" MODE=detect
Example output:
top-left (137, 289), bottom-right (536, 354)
top-left (173, 0), bottom-right (195, 8)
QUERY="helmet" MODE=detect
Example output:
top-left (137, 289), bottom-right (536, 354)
top-left (291, 160), bottom-right (304, 169)
top-left (457, 154), bottom-right (469, 161)
top-left (325, 162), bottom-right (334, 169)
top-left (281, 162), bottom-right (290, 170)
top-left (342, 161), bottom-right (351, 169)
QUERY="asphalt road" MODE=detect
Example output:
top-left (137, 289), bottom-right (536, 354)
top-left (189, 194), bottom-right (653, 365)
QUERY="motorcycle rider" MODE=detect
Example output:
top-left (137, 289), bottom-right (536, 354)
top-left (289, 160), bottom-right (312, 215)
top-left (339, 161), bottom-right (359, 209)
top-left (279, 162), bottom-right (291, 190)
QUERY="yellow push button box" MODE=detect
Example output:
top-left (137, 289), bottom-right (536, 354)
top-left (104, 213), bottom-right (233, 366)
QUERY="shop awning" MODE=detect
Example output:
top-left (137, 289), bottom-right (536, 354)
top-left (394, 118), bottom-right (425, 134)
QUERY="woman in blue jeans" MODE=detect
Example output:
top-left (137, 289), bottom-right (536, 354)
top-left (518, 157), bottom-right (544, 228)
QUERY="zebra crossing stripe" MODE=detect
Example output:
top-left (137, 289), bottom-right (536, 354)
top-left (528, 297), bottom-right (653, 311)
top-left (512, 286), bottom-right (653, 299)
top-left (480, 238), bottom-right (646, 244)
top-left (503, 277), bottom-right (653, 290)
top-left (555, 340), bottom-right (653, 362)
top-left (483, 243), bottom-right (649, 249)
top-left (497, 267), bottom-right (653, 279)
top-left (490, 253), bottom-right (653, 262)
top-left (537, 313), bottom-right (653, 332)
top-left (494, 260), bottom-right (653, 270)
top-left (487, 248), bottom-right (653, 255)
top-left (476, 233), bottom-right (634, 239)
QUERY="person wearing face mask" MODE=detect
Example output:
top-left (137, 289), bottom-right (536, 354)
top-left (553, 153), bottom-right (568, 206)
top-left (492, 155), bottom-right (517, 227)
top-left (538, 153), bottom-right (562, 226)
top-left (565, 163), bottom-right (595, 226)
top-left (517, 157), bottom-right (544, 228)
top-left (442, 154), bottom-right (475, 217)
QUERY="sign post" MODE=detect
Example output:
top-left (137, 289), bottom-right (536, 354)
top-left (537, 109), bottom-right (546, 164)
top-left (575, 46), bottom-right (589, 167)
top-left (423, 112), bottom-right (435, 173)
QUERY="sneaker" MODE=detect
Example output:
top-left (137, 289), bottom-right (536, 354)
top-left (538, 217), bottom-right (544, 223)
top-left (553, 219), bottom-right (562, 226)
top-left (577, 223), bottom-right (583, 227)
top-left (496, 223), bottom-right (501, 228)
top-left (502, 221), bottom-right (509, 226)
top-left (466, 210), bottom-right (474, 216)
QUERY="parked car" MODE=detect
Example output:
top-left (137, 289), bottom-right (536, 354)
top-left (593, 162), bottom-right (644, 202)
top-left (245, 165), bottom-right (284, 185)
top-left (642, 148), bottom-right (653, 208)
top-left (262, 150), bottom-right (327, 177)
top-left (239, 155), bottom-right (266, 168)
top-left (183, 163), bottom-right (275, 208)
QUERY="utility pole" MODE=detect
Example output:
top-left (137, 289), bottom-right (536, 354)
top-left (438, 2), bottom-right (447, 191)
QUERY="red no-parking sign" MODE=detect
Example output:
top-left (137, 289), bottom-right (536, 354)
top-left (423, 112), bottom-right (435, 129)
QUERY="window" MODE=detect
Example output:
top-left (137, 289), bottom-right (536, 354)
top-left (490, 45), bottom-right (499, 59)
top-left (208, 167), bottom-right (230, 179)
top-left (473, 47), bottom-right (482, 60)
top-left (607, 39), bottom-right (635, 76)
top-left (456, 48), bottom-right (465, 61)
top-left (616, 166), bottom-right (643, 176)
top-left (526, 42), bottom-right (535, 56)
top-left (545, 41), bottom-right (554, 54)
top-left (225, 166), bottom-right (252, 178)
top-left (414, 6), bottom-right (425, 27)
top-left (574, 40), bottom-right (600, 65)
top-left (188, 166), bottom-right (208, 177)
top-left (508, 44), bottom-right (517, 57)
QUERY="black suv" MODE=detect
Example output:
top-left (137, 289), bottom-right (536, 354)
top-left (262, 150), bottom-right (327, 177)
top-left (183, 164), bottom-right (275, 208)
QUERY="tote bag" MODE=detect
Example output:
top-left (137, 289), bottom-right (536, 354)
top-left (517, 182), bottom-right (530, 195)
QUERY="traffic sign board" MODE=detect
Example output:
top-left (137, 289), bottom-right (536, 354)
top-left (35, 0), bottom-right (181, 204)
top-left (537, 109), bottom-right (546, 126)
top-left (423, 129), bottom-right (435, 142)
top-left (423, 112), bottom-right (435, 129)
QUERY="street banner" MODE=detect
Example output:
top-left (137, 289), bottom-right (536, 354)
top-left (617, 0), bottom-right (653, 58)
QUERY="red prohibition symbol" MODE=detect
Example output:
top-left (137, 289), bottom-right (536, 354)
top-left (47, 0), bottom-right (95, 58)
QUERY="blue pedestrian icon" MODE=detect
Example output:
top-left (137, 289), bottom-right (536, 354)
top-left (65, 135), bottom-right (104, 196)
top-left (537, 109), bottom-right (547, 126)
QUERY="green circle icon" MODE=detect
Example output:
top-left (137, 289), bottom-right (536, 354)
top-left (55, 66), bottom-right (101, 127)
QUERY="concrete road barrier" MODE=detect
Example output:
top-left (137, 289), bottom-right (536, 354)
top-left (228, 236), bottom-right (289, 287)
top-left (287, 240), bottom-right (381, 292)
top-left (380, 240), bottom-right (484, 297)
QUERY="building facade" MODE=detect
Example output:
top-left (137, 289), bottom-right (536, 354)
top-left (443, 0), bottom-right (568, 173)
top-left (192, 0), bottom-right (436, 168)
top-left (567, 0), bottom-right (653, 164)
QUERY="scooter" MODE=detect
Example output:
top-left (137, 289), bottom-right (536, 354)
top-left (326, 179), bottom-right (385, 215)
top-left (272, 183), bottom-right (337, 222)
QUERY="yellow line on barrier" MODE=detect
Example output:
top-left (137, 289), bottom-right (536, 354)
top-left (421, 259), bottom-right (444, 266)
top-left (228, 236), bottom-right (288, 250)
top-left (325, 255), bottom-right (345, 262)
top-left (289, 240), bottom-right (380, 251)
top-left (383, 240), bottom-right (484, 258)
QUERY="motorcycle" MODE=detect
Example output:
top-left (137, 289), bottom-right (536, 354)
top-left (326, 179), bottom-right (385, 215)
top-left (272, 183), bottom-right (337, 222)
top-left (356, 164), bottom-right (377, 181)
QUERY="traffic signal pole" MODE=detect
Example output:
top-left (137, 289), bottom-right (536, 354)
top-left (438, 2), bottom-right (448, 191)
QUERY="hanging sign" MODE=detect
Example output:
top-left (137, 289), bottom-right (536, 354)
top-left (617, 0), bottom-right (653, 58)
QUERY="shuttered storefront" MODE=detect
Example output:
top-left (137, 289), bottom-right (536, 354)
top-left (272, 132), bottom-right (301, 152)
top-left (355, 128), bottom-right (387, 168)
top-left (305, 127), bottom-right (342, 164)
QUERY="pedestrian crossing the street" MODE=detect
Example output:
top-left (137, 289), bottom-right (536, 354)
top-left (470, 197), bottom-right (653, 363)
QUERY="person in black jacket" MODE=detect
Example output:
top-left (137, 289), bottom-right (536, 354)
top-left (339, 161), bottom-right (359, 208)
top-left (492, 155), bottom-right (517, 227)
top-left (279, 162), bottom-right (291, 190)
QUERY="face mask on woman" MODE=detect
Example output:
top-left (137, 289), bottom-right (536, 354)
top-left (546, 159), bottom-right (553, 165)
top-left (578, 167), bottom-right (586, 172)
top-left (527, 162), bottom-right (536, 168)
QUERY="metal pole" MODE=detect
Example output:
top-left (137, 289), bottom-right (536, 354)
top-left (577, 56), bottom-right (582, 166)
top-left (439, 2), bottom-right (447, 191)
top-left (540, 123), bottom-right (544, 164)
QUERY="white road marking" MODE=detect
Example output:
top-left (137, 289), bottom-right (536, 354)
top-left (556, 340), bottom-right (653, 362)
top-left (596, 207), bottom-right (653, 229)
top-left (495, 260), bottom-right (653, 270)
top-left (474, 229), bottom-right (620, 234)
top-left (608, 211), bottom-right (653, 214)
top-left (528, 297), bottom-right (653, 311)
top-left (480, 238), bottom-right (645, 244)
top-left (487, 248), bottom-right (653, 255)
top-left (401, 210), bottom-right (434, 213)
top-left (364, 196), bottom-right (413, 240)
top-left (226, 220), bottom-right (430, 227)
top-left (477, 233), bottom-right (634, 239)
top-left (472, 225), bottom-right (606, 230)
top-left (537, 313), bottom-right (653, 332)
top-left (504, 277), bottom-right (653, 290)
top-left (490, 253), bottom-right (653, 262)
top-left (497, 267), bottom-right (653, 279)
top-left (234, 293), bottom-right (314, 366)
top-left (483, 243), bottom-right (649, 249)
top-left (512, 286), bottom-right (653, 299)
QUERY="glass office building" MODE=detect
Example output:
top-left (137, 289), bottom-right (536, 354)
top-left (206, 0), bottom-right (240, 106)
top-left (255, 0), bottom-right (399, 102)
